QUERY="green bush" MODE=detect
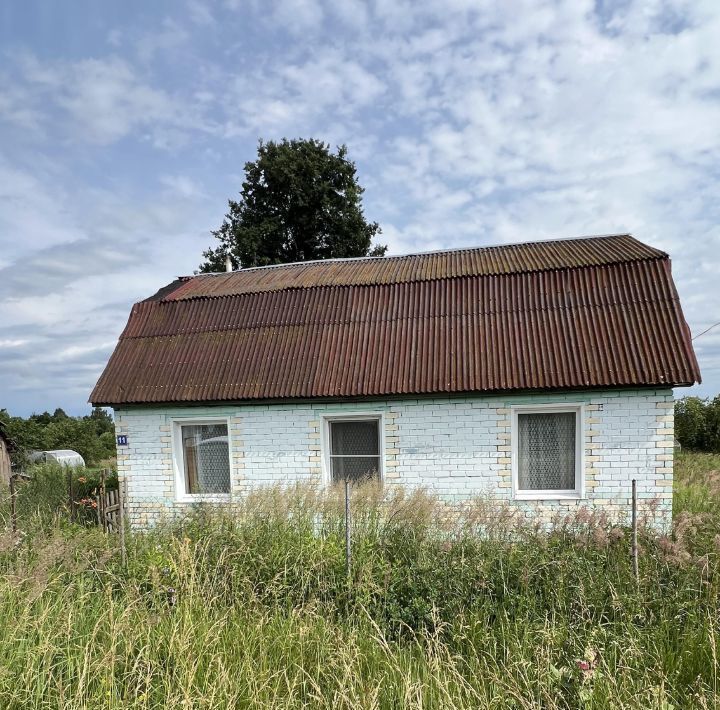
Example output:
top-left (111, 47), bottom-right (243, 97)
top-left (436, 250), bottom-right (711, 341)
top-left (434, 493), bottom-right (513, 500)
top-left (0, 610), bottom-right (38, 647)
top-left (0, 406), bottom-right (116, 467)
top-left (674, 395), bottom-right (720, 451)
top-left (5, 462), bottom-right (118, 529)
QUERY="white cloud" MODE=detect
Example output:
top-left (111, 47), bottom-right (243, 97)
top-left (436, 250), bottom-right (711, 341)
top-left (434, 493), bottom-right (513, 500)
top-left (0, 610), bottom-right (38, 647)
top-left (5, 51), bottom-right (212, 146)
top-left (0, 339), bottom-right (28, 349)
top-left (273, 0), bottom-right (324, 33)
top-left (0, 80), bottom-right (44, 133)
top-left (60, 60), bottom-right (174, 143)
top-left (0, 158), bottom-right (84, 259)
top-left (280, 52), bottom-right (385, 110)
top-left (136, 17), bottom-right (190, 62)
top-left (327, 0), bottom-right (368, 28)
top-left (160, 174), bottom-right (208, 199)
top-left (186, 0), bottom-right (217, 26)
top-left (223, 48), bottom-right (386, 138)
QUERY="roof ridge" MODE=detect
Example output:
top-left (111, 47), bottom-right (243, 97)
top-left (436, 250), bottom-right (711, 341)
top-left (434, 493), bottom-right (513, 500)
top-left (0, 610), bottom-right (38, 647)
top-left (187, 232), bottom-right (646, 279)
top-left (153, 260), bottom-right (665, 305)
top-left (144, 233), bottom-right (669, 304)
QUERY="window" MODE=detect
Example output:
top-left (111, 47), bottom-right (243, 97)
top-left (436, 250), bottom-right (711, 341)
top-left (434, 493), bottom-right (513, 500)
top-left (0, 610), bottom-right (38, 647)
top-left (326, 417), bottom-right (382, 484)
top-left (513, 407), bottom-right (582, 498)
top-left (175, 421), bottom-right (231, 496)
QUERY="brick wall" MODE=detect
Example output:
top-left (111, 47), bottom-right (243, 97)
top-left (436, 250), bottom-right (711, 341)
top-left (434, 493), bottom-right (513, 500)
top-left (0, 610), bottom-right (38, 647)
top-left (114, 388), bottom-right (674, 529)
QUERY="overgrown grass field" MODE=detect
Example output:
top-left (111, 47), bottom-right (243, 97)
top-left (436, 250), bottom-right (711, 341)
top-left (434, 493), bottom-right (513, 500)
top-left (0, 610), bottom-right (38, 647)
top-left (0, 453), bottom-right (719, 709)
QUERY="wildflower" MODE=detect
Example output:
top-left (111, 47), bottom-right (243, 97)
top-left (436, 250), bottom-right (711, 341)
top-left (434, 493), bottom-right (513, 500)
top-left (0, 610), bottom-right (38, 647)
top-left (576, 647), bottom-right (599, 680)
top-left (576, 658), bottom-right (595, 680)
top-left (77, 476), bottom-right (87, 483)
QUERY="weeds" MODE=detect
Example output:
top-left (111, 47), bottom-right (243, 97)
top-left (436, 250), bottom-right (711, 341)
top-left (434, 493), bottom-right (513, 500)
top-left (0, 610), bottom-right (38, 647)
top-left (0, 453), bottom-right (717, 708)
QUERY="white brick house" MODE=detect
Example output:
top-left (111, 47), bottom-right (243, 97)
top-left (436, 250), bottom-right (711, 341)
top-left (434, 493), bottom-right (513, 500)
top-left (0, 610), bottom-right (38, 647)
top-left (91, 235), bottom-right (699, 528)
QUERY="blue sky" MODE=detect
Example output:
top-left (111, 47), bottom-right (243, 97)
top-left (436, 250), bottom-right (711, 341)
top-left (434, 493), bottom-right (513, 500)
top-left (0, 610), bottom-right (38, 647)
top-left (1, 0), bottom-right (719, 416)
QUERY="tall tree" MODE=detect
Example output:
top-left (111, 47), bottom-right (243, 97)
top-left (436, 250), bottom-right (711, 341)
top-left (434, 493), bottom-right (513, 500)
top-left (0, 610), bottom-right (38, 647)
top-left (200, 139), bottom-right (386, 271)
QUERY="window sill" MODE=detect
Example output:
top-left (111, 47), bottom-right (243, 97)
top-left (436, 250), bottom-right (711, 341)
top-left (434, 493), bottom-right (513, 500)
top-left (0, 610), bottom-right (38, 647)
top-left (514, 491), bottom-right (583, 501)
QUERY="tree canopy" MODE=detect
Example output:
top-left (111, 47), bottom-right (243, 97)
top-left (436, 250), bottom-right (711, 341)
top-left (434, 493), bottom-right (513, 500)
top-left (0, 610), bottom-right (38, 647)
top-left (200, 139), bottom-right (386, 271)
top-left (675, 396), bottom-right (720, 452)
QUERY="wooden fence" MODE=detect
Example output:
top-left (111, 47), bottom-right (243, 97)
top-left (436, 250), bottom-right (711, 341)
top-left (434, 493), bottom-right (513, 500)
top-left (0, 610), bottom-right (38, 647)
top-left (95, 471), bottom-right (127, 564)
top-left (96, 487), bottom-right (123, 531)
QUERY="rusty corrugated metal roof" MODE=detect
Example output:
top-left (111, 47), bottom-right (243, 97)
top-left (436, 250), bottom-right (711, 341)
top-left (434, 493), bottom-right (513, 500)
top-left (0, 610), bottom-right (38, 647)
top-left (158, 233), bottom-right (665, 300)
top-left (90, 234), bottom-right (700, 405)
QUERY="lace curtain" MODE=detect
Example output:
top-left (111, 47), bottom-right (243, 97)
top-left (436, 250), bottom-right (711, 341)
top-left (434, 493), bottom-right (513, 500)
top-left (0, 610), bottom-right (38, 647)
top-left (517, 412), bottom-right (576, 490)
top-left (181, 423), bottom-right (231, 494)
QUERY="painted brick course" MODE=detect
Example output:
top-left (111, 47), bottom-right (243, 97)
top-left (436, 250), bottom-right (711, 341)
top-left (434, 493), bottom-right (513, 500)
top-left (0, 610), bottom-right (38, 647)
top-left (114, 388), bottom-right (674, 529)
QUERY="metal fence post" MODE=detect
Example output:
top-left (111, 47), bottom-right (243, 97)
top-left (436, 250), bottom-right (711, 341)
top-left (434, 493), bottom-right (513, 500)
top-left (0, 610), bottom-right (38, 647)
top-left (345, 477), bottom-right (351, 580)
top-left (67, 469), bottom-right (74, 522)
top-left (119, 478), bottom-right (127, 567)
top-left (631, 479), bottom-right (639, 583)
top-left (9, 475), bottom-right (17, 533)
top-left (100, 468), bottom-right (107, 532)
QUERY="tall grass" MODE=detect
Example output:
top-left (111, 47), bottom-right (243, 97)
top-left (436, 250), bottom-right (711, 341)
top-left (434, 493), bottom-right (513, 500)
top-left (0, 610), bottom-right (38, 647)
top-left (0, 454), bottom-right (717, 708)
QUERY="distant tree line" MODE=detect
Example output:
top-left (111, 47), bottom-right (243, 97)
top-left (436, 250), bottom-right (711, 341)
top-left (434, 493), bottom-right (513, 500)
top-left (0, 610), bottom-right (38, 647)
top-left (0, 407), bottom-right (116, 467)
top-left (674, 396), bottom-right (720, 452)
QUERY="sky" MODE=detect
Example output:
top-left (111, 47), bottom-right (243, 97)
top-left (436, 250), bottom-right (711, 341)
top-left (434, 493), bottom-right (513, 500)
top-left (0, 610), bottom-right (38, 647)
top-left (1, 0), bottom-right (719, 417)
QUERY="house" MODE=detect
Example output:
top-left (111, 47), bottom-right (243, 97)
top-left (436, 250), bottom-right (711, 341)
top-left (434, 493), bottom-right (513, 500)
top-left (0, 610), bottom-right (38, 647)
top-left (90, 234), bottom-right (700, 528)
top-left (0, 421), bottom-right (14, 485)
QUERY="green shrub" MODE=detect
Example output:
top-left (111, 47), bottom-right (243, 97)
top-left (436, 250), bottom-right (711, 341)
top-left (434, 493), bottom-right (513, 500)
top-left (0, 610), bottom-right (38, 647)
top-left (675, 395), bottom-right (720, 452)
top-left (0, 406), bottom-right (116, 467)
top-left (3, 462), bottom-right (118, 530)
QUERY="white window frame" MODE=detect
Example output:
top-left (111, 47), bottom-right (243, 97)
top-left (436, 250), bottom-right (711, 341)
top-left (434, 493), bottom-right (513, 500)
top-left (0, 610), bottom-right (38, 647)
top-left (171, 417), bottom-right (233, 502)
top-left (321, 412), bottom-right (385, 486)
top-left (511, 403), bottom-right (584, 500)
